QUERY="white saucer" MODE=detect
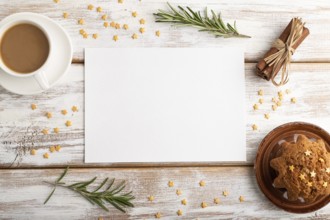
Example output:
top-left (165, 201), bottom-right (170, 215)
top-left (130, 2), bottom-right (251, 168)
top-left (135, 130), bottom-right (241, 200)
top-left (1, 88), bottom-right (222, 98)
top-left (0, 13), bottom-right (72, 95)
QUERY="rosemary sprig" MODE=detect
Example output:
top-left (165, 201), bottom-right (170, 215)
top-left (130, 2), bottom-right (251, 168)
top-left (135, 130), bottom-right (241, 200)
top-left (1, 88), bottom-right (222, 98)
top-left (154, 3), bottom-right (250, 38)
top-left (43, 167), bottom-right (135, 213)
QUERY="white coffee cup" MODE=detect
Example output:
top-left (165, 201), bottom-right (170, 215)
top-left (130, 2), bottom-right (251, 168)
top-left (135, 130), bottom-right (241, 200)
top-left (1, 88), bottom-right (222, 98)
top-left (0, 19), bottom-right (51, 90)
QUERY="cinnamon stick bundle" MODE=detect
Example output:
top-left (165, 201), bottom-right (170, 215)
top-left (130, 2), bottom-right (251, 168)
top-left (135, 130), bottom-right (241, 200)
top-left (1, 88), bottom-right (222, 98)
top-left (256, 18), bottom-right (309, 85)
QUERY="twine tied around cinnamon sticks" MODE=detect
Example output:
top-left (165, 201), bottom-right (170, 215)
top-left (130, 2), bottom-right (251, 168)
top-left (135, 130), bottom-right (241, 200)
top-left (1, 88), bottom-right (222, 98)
top-left (256, 18), bottom-right (309, 86)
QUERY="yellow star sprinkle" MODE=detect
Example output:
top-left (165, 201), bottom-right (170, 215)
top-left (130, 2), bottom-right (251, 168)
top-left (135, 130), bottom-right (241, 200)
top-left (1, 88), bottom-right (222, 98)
top-left (264, 113), bottom-right (270, 120)
top-left (87, 4), bottom-right (94, 10)
top-left (53, 0), bottom-right (60, 3)
top-left (92, 34), bottom-right (98, 39)
top-left (253, 104), bottom-right (259, 110)
top-left (223, 190), bottom-right (229, 197)
top-left (181, 199), bottom-right (187, 205)
top-left (113, 35), bottom-right (119, 42)
top-left (276, 101), bottom-right (282, 106)
top-left (115, 23), bottom-right (121, 29)
top-left (278, 96), bottom-right (283, 101)
top-left (103, 22), bottom-right (109, 28)
top-left (30, 149), bottom-right (36, 155)
top-left (201, 202), bottom-right (208, 208)
top-left (252, 124), bottom-right (258, 131)
top-left (176, 189), bottom-right (182, 196)
top-left (214, 198), bottom-right (220, 204)
top-left (31, 103), bottom-right (37, 110)
top-left (289, 165), bottom-right (295, 172)
top-left (139, 27), bottom-right (145, 34)
top-left (323, 182), bottom-right (328, 188)
top-left (101, 14), bottom-right (107, 20)
top-left (110, 21), bottom-right (116, 27)
top-left (310, 170), bottom-right (316, 178)
top-left (78, 18), bottom-right (85, 25)
top-left (61, 109), bottom-right (67, 115)
top-left (155, 30), bottom-right (161, 37)
top-left (79, 29), bottom-right (85, 35)
top-left (55, 145), bottom-right (61, 152)
top-left (168, 181), bottom-right (174, 187)
top-left (139, 19), bottom-right (145, 24)
top-left (299, 173), bottom-right (305, 180)
top-left (83, 33), bottom-right (88, 39)
top-left (43, 153), bottom-right (49, 159)
top-left (278, 91), bottom-right (283, 97)
top-left (307, 182), bottom-right (313, 187)
top-left (42, 129), bottom-right (49, 135)
top-left (96, 7), bottom-right (102, 13)
top-left (272, 105), bottom-right (277, 111)
top-left (65, 120), bottom-right (72, 127)
top-left (199, 180), bottom-right (205, 187)
top-left (259, 98), bottom-right (264, 104)
top-left (271, 97), bottom-right (278, 103)
top-left (258, 89), bottom-right (264, 96)
top-left (118, 0), bottom-right (123, 3)
top-left (72, 106), bottom-right (79, 112)
top-left (155, 212), bottom-right (162, 219)
top-left (291, 97), bottom-right (297, 104)
top-left (148, 195), bottom-right (154, 202)
top-left (123, 24), bottom-right (129, 30)
top-left (46, 112), bottom-right (52, 119)
top-left (132, 11), bottom-right (138, 17)
top-left (177, 209), bottom-right (183, 216)
top-left (285, 89), bottom-right (291, 94)
top-left (63, 12), bottom-right (69, 19)
top-left (132, 33), bottom-right (138, 39)
top-left (239, 196), bottom-right (244, 202)
top-left (49, 146), bottom-right (56, 153)
top-left (54, 127), bottom-right (59, 134)
top-left (326, 168), bottom-right (330, 174)
top-left (304, 150), bottom-right (312, 156)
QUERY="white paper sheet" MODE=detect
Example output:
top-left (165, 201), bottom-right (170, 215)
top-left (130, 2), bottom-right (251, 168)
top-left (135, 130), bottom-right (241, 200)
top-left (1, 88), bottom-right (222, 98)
top-left (85, 48), bottom-right (246, 163)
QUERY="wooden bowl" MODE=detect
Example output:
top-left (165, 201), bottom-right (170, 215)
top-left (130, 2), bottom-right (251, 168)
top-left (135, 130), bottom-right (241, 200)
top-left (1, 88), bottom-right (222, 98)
top-left (255, 122), bottom-right (330, 213)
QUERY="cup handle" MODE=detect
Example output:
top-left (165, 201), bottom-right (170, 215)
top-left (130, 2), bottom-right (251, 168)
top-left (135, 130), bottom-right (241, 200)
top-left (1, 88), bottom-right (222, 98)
top-left (34, 71), bottom-right (50, 90)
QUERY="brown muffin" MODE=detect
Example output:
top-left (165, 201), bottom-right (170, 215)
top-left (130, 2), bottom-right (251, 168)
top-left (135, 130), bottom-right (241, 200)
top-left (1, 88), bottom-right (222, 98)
top-left (270, 134), bottom-right (330, 202)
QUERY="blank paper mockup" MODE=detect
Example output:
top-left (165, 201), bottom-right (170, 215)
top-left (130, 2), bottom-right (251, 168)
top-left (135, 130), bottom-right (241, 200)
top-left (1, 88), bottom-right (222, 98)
top-left (85, 48), bottom-right (246, 163)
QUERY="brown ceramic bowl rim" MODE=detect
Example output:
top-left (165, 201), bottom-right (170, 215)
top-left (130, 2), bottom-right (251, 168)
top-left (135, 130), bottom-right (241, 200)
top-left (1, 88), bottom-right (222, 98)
top-left (255, 121), bottom-right (330, 214)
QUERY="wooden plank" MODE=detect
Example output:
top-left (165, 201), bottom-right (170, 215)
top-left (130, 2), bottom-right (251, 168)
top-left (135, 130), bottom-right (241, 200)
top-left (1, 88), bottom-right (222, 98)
top-left (0, 167), bottom-right (329, 219)
top-left (1, 63), bottom-right (330, 167)
top-left (0, 0), bottom-right (329, 62)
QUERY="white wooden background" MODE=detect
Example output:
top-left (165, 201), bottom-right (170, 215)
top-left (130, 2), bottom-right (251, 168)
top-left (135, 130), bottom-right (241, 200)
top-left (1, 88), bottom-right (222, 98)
top-left (0, 0), bottom-right (330, 219)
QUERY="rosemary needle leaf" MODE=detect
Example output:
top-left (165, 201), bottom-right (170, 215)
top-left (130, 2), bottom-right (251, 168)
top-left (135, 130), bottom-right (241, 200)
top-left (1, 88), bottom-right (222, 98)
top-left (56, 166), bottom-right (69, 183)
top-left (154, 3), bottom-right (250, 38)
top-left (44, 188), bottom-right (56, 204)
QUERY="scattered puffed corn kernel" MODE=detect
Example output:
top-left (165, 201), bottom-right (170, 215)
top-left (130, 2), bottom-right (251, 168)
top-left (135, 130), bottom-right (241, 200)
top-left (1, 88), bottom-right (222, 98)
top-left (258, 98), bottom-right (264, 104)
top-left (258, 89), bottom-right (264, 96)
top-left (103, 22), bottom-right (109, 27)
top-left (177, 209), bottom-right (183, 216)
top-left (148, 195), bottom-right (154, 202)
top-left (176, 189), bottom-right (182, 195)
top-left (61, 109), bottom-right (67, 115)
top-left (101, 14), bottom-right (107, 20)
top-left (87, 4), bottom-right (94, 10)
top-left (155, 30), bottom-right (160, 37)
top-left (253, 104), bottom-right (259, 111)
top-left (113, 35), bottom-right (119, 41)
top-left (30, 149), bottom-right (36, 155)
top-left (123, 24), bottom-right (129, 30)
top-left (139, 27), bottom-right (145, 33)
top-left (264, 113), bottom-right (270, 119)
top-left (43, 153), bottom-right (49, 159)
top-left (239, 195), bottom-right (245, 202)
top-left (168, 181), bottom-right (174, 187)
top-left (155, 212), bottom-right (162, 219)
top-left (54, 127), bottom-right (59, 133)
top-left (223, 190), bottom-right (229, 197)
top-left (55, 145), bottom-right (61, 152)
top-left (110, 21), bottom-right (116, 27)
top-left (139, 19), bottom-right (145, 24)
top-left (79, 29), bottom-right (85, 35)
top-left (96, 7), bottom-right (102, 12)
top-left (78, 18), bottom-right (85, 25)
top-left (63, 12), bottom-right (69, 19)
top-left (285, 89), bottom-right (291, 94)
top-left (201, 202), bottom-right (208, 208)
top-left (252, 124), bottom-right (258, 131)
top-left (92, 33), bottom-right (98, 39)
top-left (31, 103), bottom-right (37, 110)
top-left (49, 146), bottom-right (55, 153)
top-left (65, 120), bottom-right (72, 127)
top-left (42, 129), bottom-right (49, 135)
top-left (132, 11), bottom-right (138, 17)
top-left (132, 33), bottom-right (138, 39)
top-left (83, 33), bottom-right (88, 39)
top-left (115, 23), bottom-right (121, 29)
top-left (214, 198), bottom-right (220, 204)
top-left (46, 112), bottom-right (52, 119)
top-left (291, 97), bottom-right (297, 104)
top-left (272, 105), bottom-right (277, 111)
top-left (199, 180), bottom-right (205, 187)
top-left (181, 199), bottom-right (187, 205)
top-left (276, 101), bottom-right (282, 106)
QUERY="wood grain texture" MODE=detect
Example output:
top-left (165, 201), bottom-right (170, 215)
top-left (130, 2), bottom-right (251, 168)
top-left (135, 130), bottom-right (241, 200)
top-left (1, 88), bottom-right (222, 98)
top-left (0, 167), bottom-right (329, 219)
top-left (0, 0), bottom-right (329, 62)
top-left (1, 63), bottom-right (330, 167)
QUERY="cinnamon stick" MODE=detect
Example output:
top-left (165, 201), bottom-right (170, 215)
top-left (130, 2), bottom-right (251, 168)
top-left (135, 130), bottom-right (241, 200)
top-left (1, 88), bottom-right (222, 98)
top-left (256, 19), bottom-right (310, 81)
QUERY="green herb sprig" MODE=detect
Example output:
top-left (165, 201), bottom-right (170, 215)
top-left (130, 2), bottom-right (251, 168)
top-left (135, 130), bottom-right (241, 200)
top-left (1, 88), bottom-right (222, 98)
top-left (44, 167), bottom-right (135, 213)
top-left (154, 3), bottom-right (250, 38)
